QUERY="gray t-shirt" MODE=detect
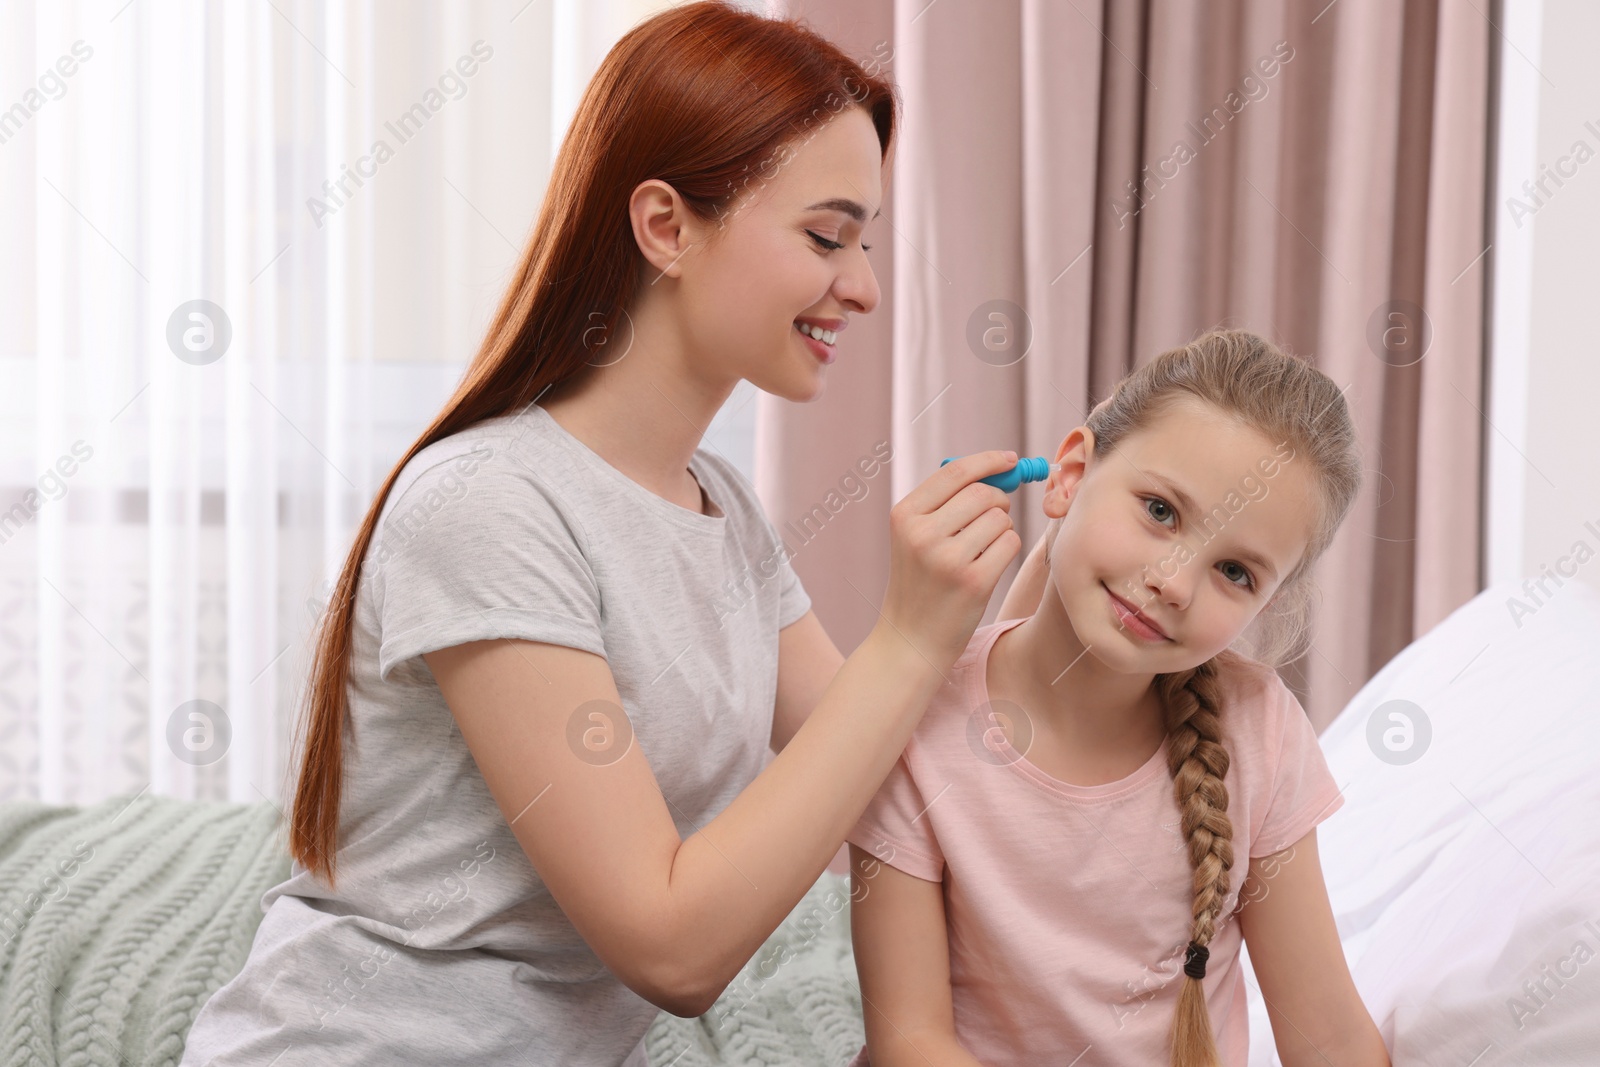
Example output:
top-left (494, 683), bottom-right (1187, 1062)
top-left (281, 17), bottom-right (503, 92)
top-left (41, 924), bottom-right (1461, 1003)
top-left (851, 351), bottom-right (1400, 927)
top-left (180, 401), bottom-right (811, 1066)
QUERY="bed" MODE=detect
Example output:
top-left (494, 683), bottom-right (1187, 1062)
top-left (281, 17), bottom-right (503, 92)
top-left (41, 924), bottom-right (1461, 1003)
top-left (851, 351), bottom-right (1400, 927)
top-left (1243, 577), bottom-right (1600, 1064)
top-left (2, 578), bottom-right (1595, 1065)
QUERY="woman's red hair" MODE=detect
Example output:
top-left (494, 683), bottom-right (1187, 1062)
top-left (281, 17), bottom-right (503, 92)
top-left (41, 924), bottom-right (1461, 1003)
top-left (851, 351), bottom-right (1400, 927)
top-left (288, 1), bottom-right (898, 887)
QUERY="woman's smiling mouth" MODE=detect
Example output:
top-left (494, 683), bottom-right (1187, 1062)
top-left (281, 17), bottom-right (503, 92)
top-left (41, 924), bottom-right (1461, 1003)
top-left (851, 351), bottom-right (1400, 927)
top-left (1104, 583), bottom-right (1172, 642)
top-left (795, 317), bottom-right (845, 365)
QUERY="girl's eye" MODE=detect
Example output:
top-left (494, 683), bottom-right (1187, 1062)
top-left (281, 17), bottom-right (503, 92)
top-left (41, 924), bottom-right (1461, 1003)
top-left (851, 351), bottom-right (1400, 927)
top-left (1141, 494), bottom-right (1254, 589)
top-left (1219, 561), bottom-right (1256, 590)
top-left (1143, 496), bottom-right (1176, 527)
top-left (806, 230), bottom-right (844, 251)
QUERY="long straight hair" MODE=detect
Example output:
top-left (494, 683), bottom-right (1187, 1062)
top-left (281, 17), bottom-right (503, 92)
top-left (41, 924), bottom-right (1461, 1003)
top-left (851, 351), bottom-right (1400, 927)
top-left (288, 2), bottom-right (898, 887)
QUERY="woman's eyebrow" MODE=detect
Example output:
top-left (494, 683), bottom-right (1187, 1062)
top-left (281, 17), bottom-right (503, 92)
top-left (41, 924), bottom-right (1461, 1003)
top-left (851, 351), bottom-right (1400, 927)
top-left (805, 197), bottom-right (881, 222)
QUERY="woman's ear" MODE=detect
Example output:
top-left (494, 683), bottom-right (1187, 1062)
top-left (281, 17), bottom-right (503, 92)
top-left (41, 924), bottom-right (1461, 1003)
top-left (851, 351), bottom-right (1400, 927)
top-left (1042, 426), bottom-right (1093, 519)
top-left (629, 179), bottom-right (702, 279)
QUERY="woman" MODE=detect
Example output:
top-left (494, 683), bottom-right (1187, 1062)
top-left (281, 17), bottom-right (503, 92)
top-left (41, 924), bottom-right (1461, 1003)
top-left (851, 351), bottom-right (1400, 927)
top-left (179, 4), bottom-right (1030, 1065)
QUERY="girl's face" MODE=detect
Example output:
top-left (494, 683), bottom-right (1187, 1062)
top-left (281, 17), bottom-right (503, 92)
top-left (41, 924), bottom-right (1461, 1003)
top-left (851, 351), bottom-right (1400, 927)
top-left (1041, 395), bottom-right (1319, 675)
top-left (674, 106), bottom-right (885, 400)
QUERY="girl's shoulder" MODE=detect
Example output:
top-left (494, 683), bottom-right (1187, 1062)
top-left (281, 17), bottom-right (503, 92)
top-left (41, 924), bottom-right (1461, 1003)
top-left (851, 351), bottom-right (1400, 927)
top-left (1212, 649), bottom-right (1289, 704)
top-left (1212, 652), bottom-right (1319, 764)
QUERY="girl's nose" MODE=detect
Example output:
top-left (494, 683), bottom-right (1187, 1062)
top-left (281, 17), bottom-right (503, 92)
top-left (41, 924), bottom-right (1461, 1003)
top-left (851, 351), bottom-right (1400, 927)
top-left (1145, 564), bottom-right (1191, 609)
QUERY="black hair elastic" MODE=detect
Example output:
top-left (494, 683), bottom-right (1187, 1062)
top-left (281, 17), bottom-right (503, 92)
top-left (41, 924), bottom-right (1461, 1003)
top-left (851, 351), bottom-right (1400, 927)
top-left (1183, 941), bottom-right (1210, 980)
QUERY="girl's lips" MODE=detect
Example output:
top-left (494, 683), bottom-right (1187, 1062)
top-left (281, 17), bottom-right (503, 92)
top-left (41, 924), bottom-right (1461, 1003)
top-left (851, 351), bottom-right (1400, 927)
top-left (1105, 583), bottom-right (1170, 641)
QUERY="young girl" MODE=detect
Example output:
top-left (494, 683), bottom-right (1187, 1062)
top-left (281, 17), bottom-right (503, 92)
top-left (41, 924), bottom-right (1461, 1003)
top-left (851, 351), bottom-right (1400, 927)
top-left (846, 331), bottom-right (1391, 1067)
top-left (180, 5), bottom-right (1026, 1065)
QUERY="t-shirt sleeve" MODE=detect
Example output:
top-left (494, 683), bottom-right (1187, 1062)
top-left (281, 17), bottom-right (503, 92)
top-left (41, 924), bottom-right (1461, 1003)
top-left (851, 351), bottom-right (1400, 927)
top-left (845, 744), bottom-right (946, 882)
top-left (1250, 678), bottom-right (1346, 858)
top-left (369, 449), bottom-right (605, 682)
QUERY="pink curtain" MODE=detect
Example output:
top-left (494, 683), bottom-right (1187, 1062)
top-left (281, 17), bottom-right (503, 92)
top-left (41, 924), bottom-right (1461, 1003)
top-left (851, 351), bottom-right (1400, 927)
top-left (759, 0), bottom-right (1491, 729)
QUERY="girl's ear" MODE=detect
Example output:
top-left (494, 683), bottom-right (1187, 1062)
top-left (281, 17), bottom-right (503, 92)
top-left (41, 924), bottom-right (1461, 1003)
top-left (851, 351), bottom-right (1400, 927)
top-left (1042, 426), bottom-right (1093, 519)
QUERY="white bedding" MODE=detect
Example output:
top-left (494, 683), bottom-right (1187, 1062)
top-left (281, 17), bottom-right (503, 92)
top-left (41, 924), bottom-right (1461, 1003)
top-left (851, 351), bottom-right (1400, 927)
top-left (1243, 578), bottom-right (1600, 1065)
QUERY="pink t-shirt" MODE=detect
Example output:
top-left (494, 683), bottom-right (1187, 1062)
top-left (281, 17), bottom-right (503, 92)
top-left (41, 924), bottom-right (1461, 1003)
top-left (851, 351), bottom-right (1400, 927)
top-left (844, 615), bottom-right (1345, 1067)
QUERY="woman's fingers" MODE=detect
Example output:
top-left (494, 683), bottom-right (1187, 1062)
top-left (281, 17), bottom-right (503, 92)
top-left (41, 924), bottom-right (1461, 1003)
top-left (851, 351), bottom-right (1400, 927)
top-left (899, 451), bottom-right (1018, 518)
top-left (878, 452), bottom-right (1023, 666)
top-left (949, 502), bottom-right (1017, 568)
top-left (971, 519), bottom-right (1023, 588)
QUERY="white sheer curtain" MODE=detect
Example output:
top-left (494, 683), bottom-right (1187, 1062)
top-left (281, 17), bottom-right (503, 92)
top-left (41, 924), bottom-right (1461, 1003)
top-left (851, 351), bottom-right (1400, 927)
top-left (0, 0), bottom-right (758, 807)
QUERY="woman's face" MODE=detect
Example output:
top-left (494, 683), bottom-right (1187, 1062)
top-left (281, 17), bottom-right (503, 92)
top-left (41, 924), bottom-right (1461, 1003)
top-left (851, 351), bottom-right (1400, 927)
top-left (676, 106), bottom-right (885, 401)
top-left (1041, 395), bottom-right (1318, 674)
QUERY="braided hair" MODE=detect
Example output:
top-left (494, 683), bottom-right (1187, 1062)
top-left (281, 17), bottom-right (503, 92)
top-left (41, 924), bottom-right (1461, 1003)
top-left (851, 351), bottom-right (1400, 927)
top-left (1043, 329), bottom-right (1361, 1065)
top-left (1155, 657), bottom-right (1235, 1064)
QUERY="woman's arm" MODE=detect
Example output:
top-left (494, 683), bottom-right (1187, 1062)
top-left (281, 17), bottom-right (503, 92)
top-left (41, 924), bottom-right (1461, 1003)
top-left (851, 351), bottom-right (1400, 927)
top-left (424, 452), bottom-right (1022, 1019)
top-left (770, 609), bottom-right (844, 754)
top-left (777, 513), bottom-right (1053, 757)
top-left (995, 523), bottom-right (1050, 621)
top-left (848, 845), bottom-right (982, 1067)
top-left (1237, 829), bottom-right (1391, 1066)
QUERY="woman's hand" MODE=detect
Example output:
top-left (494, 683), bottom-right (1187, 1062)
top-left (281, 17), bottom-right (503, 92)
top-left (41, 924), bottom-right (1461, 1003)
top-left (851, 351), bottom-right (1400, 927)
top-left (878, 450), bottom-right (1021, 668)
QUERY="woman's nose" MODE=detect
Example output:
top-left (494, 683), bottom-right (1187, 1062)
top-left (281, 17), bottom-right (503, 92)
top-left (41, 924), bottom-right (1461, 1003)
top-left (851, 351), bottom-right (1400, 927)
top-left (838, 252), bottom-right (881, 314)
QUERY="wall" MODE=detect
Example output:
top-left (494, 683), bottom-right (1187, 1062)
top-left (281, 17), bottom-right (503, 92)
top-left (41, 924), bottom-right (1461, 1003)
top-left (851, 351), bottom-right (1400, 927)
top-left (1489, 0), bottom-right (1600, 614)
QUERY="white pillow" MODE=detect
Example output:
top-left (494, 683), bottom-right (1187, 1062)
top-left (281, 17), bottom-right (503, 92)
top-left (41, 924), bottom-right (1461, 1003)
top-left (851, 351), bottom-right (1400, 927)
top-left (1243, 578), bottom-right (1600, 1065)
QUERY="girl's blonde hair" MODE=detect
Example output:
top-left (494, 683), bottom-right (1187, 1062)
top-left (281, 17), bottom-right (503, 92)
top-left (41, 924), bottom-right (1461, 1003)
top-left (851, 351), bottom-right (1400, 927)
top-left (1046, 328), bottom-right (1361, 1067)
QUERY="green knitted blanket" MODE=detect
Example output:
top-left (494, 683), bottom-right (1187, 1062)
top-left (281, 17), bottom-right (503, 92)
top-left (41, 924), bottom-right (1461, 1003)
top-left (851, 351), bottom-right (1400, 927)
top-left (0, 794), bottom-right (865, 1066)
top-left (0, 794), bottom-right (291, 1066)
top-left (646, 872), bottom-right (867, 1065)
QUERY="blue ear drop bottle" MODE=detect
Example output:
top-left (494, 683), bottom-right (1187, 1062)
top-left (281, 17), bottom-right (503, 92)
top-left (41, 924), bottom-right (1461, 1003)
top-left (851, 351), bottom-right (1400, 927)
top-left (939, 455), bottom-right (1057, 493)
